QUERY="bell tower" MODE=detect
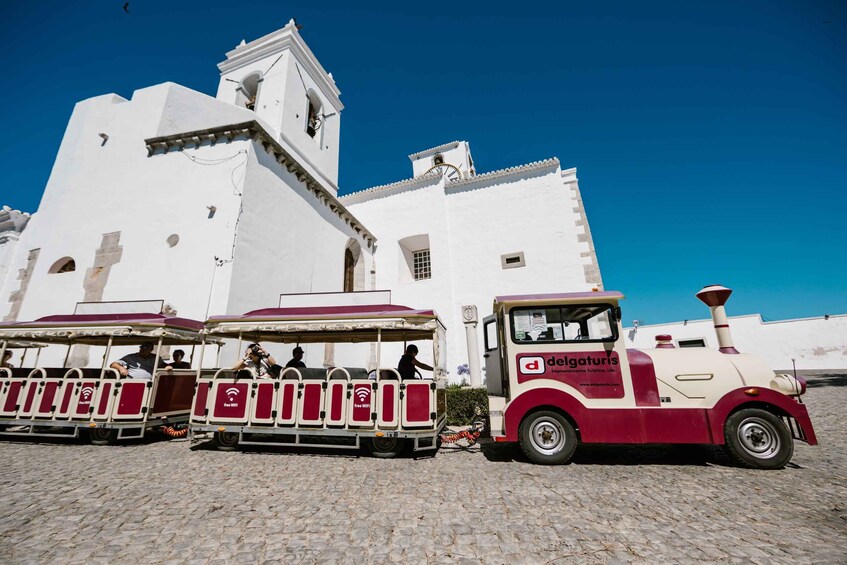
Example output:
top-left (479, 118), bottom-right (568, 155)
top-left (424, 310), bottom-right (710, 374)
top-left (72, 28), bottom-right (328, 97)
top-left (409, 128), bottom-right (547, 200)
top-left (216, 19), bottom-right (343, 189)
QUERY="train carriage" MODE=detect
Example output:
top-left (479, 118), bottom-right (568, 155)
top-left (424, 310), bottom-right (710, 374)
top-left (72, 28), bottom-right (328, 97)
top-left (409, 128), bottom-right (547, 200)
top-left (0, 310), bottom-right (217, 444)
top-left (191, 295), bottom-right (448, 457)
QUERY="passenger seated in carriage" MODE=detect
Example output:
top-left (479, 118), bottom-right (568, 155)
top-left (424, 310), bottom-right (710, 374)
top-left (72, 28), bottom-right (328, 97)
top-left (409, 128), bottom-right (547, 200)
top-left (284, 346), bottom-right (306, 369)
top-left (2, 350), bottom-right (13, 368)
top-left (397, 344), bottom-right (433, 380)
top-left (169, 349), bottom-right (191, 369)
top-left (232, 343), bottom-right (281, 378)
top-left (109, 342), bottom-right (167, 379)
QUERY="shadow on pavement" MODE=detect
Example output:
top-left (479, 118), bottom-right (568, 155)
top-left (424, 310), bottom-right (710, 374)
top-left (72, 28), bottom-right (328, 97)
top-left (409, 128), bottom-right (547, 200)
top-left (0, 428), bottom-right (180, 447)
top-left (480, 439), bottom-right (729, 467)
top-left (806, 374), bottom-right (847, 388)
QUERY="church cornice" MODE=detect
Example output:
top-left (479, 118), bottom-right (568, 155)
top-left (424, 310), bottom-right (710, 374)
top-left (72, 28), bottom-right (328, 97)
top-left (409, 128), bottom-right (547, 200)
top-left (408, 141), bottom-right (464, 161)
top-left (144, 121), bottom-right (376, 250)
top-left (0, 206), bottom-right (31, 235)
top-left (338, 174), bottom-right (442, 206)
top-left (446, 157), bottom-right (560, 191)
top-left (341, 157), bottom-right (561, 205)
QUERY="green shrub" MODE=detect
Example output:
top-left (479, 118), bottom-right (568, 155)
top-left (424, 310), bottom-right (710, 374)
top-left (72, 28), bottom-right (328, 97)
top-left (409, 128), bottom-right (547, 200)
top-left (445, 385), bottom-right (489, 426)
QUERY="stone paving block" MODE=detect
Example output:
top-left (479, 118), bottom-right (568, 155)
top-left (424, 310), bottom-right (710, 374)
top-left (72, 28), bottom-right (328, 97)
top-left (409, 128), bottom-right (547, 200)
top-left (1, 378), bottom-right (846, 563)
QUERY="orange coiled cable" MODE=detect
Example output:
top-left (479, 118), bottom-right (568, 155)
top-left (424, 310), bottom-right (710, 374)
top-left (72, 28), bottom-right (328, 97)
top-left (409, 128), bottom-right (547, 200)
top-left (161, 425), bottom-right (189, 438)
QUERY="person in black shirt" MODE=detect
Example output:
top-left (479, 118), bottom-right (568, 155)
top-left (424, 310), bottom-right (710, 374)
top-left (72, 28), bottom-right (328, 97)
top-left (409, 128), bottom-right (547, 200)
top-left (168, 349), bottom-right (191, 369)
top-left (285, 346), bottom-right (306, 369)
top-left (397, 344), bottom-right (433, 380)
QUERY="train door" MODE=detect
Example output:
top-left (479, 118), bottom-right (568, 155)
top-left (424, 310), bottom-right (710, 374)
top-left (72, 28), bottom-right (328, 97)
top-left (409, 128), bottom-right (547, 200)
top-left (483, 314), bottom-right (506, 396)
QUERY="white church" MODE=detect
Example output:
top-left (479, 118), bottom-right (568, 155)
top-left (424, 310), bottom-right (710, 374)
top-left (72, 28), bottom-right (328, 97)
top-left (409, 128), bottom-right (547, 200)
top-left (0, 21), bottom-right (602, 378)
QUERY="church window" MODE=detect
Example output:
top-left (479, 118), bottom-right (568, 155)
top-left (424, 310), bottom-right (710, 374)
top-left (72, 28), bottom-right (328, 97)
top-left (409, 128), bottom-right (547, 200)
top-left (48, 257), bottom-right (76, 274)
top-left (398, 234), bottom-right (431, 283)
top-left (433, 153), bottom-right (444, 166)
top-left (412, 249), bottom-right (431, 281)
top-left (501, 252), bottom-right (526, 269)
top-left (306, 91), bottom-right (322, 139)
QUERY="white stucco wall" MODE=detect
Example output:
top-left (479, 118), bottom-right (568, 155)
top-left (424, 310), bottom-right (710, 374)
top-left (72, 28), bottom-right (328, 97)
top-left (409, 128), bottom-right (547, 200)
top-left (222, 144), bottom-right (373, 366)
top-left (624, 313), bottom-right (847, 371)
top-left (343, 161), bottom-right (599, 381)
top-left (0, 85), bottom-right (259, 366)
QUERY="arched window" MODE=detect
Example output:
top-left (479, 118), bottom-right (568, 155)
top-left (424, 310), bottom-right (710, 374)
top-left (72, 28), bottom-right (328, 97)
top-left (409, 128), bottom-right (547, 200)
top-left (306, 91), bottom-right (322, 139)
top-left (48, 257), bottom-right (76, 274)
top-left (343, 239), bottom-right (364, 292)
top-left (237, 72), bottom-right (262, 111)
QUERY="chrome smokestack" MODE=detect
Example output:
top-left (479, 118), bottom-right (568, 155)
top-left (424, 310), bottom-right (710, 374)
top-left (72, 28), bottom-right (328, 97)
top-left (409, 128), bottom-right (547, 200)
top-left (696, 285), bottom-right (739, 354)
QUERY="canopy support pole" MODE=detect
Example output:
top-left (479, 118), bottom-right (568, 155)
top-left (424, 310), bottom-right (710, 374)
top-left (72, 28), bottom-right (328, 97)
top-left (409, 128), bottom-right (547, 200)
top-left (101, 336), bottom-right (114, 378)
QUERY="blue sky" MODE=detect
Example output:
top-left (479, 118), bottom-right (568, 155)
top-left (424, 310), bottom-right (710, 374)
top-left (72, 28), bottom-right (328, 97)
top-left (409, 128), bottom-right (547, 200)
top-left (1, 1), bottom-right (844, 325)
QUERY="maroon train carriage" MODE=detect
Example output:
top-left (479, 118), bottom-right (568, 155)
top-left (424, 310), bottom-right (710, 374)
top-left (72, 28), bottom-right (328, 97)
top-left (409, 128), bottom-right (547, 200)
top-left (0, 313), bottom-right (218, 444)
top-left (190, 303), bottom-right (448, 457)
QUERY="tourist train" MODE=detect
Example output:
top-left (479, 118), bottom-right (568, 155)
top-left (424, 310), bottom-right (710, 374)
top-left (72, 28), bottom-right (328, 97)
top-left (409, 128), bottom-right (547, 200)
top-left (0, 285), bottom-right (816, 469)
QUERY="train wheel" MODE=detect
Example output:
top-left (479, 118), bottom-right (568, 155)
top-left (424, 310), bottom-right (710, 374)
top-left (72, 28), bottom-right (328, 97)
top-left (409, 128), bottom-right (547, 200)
top-left (367, 436), bottom-right (404, 459)
top-left (213, 431), bottom-right (240, 452)
top-left (89, 428), bottom-right (118, 446)
top-left (519, 410), bottom-right (577, 465)
top-left (724, 408), bottom-right (793, 470)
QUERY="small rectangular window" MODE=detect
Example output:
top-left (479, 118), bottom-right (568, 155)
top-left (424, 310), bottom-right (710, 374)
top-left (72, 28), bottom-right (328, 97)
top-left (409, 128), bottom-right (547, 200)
top-left (678, 339), bottom-right (706, 348)
top-left (510, 304), bottom-right (616, 344)
top-left (413, 249), bottom-right (431, 281)
top-left (484, 320), bottom-right (499, 352)
top-left (501, 252), bottom-right (526, 269)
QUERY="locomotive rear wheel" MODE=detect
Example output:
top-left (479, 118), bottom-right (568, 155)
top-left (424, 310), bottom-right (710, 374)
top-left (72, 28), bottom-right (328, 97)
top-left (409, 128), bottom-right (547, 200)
top-left (213, 431), bottom-right (240, 452)
top-left (89, 428), bottom-right (118, 446)
top-left (367, 436), bottom-right (404, 459)
top-left (519, 410), bottom-right (577, 465)
top-left (724, 408), bottom-right (793, 470)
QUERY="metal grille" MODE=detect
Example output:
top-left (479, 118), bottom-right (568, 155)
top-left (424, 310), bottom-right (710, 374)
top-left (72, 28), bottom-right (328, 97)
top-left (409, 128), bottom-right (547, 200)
top-left (413, 249), bottom-right (431, 281)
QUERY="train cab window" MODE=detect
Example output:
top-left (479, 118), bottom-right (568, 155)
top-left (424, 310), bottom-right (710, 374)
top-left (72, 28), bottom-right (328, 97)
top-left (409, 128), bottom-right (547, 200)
top-left (510, 304), bottom-right (617, 344)
top-left (484, 319), bottom-right (498, 351)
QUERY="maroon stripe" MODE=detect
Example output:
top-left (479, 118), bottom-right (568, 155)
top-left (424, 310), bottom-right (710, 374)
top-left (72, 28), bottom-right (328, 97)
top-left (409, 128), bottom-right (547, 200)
top-left (714, 324), bottom-right (730, 328)
top-left (626, 349), bottom-right (661, 407)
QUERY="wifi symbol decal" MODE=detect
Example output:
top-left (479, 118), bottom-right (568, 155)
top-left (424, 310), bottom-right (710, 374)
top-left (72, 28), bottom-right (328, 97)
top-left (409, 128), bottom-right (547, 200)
top-left (80, 387), bottom-right (93, 400)
top-left (225, 387), bottom-right (240, 400)
top-left (355, 388), bottom-right (370, 401)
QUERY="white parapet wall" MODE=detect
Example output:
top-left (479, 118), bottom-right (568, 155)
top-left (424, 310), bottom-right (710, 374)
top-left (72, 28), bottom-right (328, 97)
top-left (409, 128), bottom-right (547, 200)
top-left (624, 313), bottom-right (847, 372)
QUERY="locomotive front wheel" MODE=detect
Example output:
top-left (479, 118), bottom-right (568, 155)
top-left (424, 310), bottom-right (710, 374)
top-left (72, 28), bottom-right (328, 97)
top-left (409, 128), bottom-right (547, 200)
top-left (367, 436), bottom-right (404, 459)
top-left (213, 431), bottom-right (240, 452)
top-left (724, 408), bottom-right (793, 470)
top-left (519, 410), bottom-right (577, 465)
top-left (89, 428), bottom-right (118, 446)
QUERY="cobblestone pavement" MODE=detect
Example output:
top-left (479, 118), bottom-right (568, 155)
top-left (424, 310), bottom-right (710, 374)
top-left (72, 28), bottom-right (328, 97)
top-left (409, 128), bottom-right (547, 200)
top-left (0, 376), bottom-right (845, 564)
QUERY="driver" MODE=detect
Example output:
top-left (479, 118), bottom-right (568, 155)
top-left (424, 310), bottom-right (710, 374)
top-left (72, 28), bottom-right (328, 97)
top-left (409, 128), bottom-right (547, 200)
top-left (397, 344), bottom-right (433, 380)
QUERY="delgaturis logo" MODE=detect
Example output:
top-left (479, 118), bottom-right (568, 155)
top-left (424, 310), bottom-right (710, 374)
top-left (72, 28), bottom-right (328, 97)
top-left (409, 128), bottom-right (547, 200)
top-left (519, 356), bottom-right (545, 374)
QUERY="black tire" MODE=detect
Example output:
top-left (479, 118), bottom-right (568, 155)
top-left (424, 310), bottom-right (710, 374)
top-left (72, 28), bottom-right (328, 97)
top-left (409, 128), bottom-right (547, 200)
top-left (89, 428), bottom-right (118, 446)
top-left (213, 431), bottom-right (240, 452)
top-left (519, 410), bottom-right (577, 465)
top-left (367, 436), bottom-right (404, 459)
top-left (723, 408), bottom-right (793, 470)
